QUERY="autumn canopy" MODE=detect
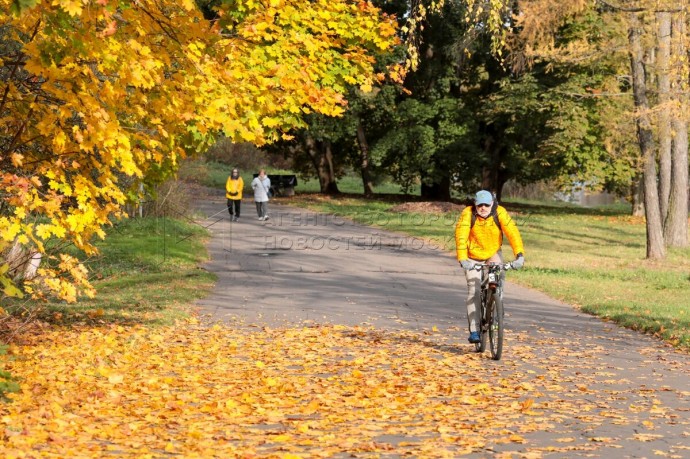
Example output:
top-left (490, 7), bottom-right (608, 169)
top-left (0, 0), bottom-right (399, 301)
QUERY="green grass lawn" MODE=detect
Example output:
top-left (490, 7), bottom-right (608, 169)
top-left (5, 217), bottom-right (215, 327)
top-left (179, 158), bottom-right (420, 195)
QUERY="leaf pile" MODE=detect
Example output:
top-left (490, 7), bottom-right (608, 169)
top-left (0, 322), bottom-right (687, 458)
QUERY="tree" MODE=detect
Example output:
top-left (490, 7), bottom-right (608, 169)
top-left (0, 0), bottom-right (399, 301)
top-left (472, 0), bottom-right (689, 259)
top-left (286, 0), bottom-right (479, 199)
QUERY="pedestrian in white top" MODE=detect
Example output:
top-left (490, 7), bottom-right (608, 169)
top-left (251, 169), bottom-right (271, 221)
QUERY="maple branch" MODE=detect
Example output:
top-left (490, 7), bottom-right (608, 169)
top-left (5, 97), bottom-right (38, 156)
top-left (133, 3), bottom-right (182, 46)
top-left (0, 67), bottom-right (18, 115)
top-left (21, 150), bottom-right (81, 167)
top-left (0, 19), bottom-right (41, 115)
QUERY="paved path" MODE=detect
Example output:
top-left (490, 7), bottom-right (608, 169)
top-left (192, 192), bottom-right (690, 458)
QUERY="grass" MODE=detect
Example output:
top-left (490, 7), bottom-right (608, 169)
top-left (293, 174), bottom-right (419, 195)
top-left (179, 158), bottom-right (420, 195)
top-left (284, 194), bottom-right (690, 351)
top-left (5, 217), bottom-right (215, 328)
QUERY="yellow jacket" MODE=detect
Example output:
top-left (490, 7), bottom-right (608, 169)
top-left (455, 205), bottom-right (524, 261)
top-left (225, 176), bottom-right (244, 200)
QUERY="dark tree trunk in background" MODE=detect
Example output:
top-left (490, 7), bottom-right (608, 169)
top-left (631, 176), bottom-right (645, 216)
top-left (305, 135), bottom-right (340, 194)
top-left (420, 174), bottom-right (451, 200)
top-left (356, 122), bottom-right (374, 197)
top-left (481, 151), bottom-right (509, 201)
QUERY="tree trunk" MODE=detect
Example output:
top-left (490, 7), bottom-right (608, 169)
top-left (629, 15), bottom-right (666, 259)
top-left (480, 139), bottom-right (509, 200)
top-left (420, 174), bottom-right (450, 200)
top-left (480, 136), bottom-right (498, 192)
top-left (656, 12), bottom-right (672, 222)
top-left (663, 14), bottom-right (689, 248)
top-left (305, 135), bottom-right (340, 194)
top-left (494, 175), bottom-right (508, 202)
top-left (355, 122), bottom-right (374, 197)
top-left (665, 118), bottom-right (689, 246)
top-left (631, 176), bottom-right (645, 216)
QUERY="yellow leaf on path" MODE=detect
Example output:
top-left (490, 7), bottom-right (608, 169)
top-left (521, 398), bottom-right (534, 411)
top-left (516, 382), bottom-right (534, 391)
top-left (108, 374), bottom-right (124, 384)
top-left (303, 399), bottom-right (320, 414)
top-left (633, 433), bottom-right (663, 442)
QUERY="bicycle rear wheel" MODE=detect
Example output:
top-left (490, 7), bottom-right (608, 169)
top-left (488, 290), bottom-right (504, 360)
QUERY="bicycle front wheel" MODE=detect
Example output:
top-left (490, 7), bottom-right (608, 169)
top-left (488, 290), bottom-right (504, 360)
top-left (475, 295), bottom-right (487, 353)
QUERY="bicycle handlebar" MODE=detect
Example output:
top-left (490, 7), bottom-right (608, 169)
top-left (472, 262), bottom-right (513, 271)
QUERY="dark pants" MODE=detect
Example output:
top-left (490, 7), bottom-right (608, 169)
top-left (227, 199), bottom-right (241, 217)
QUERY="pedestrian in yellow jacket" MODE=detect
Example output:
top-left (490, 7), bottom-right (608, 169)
top-left (455, 190), bottom-right (525, 344)
top-left (225, 168), bottom-right (244, 222)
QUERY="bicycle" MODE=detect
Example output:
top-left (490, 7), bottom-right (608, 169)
top-left (473, 262), bottom-right (513, 360)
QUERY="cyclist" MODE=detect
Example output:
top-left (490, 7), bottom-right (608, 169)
top-left (455, 190), bottom-right (525, 343)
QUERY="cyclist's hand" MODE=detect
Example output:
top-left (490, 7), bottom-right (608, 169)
top-left (511, 254), bottom-right (525, 269)
top-left (460, 259), bottom-right (475, 270)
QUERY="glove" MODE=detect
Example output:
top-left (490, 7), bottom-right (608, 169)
top-left (511, 254), bottom-right (525, 269)
top-left (460, 259), bottom-right (475, 270)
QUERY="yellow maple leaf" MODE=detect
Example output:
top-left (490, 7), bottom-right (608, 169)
top-left (108, 374), bottom-right (124, 384)
top-left (58, 0), bottom-right (84, 16)
top-left (271, 434), bottom-right (291, 443)
top-left (180, 0), bottom-right (196, 10)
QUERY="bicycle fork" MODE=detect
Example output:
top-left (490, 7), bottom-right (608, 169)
top-left (482, 287), bottom-right (503, 331)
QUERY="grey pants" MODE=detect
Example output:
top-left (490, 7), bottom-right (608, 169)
top-left (255, 201), bottom-right (268, 218)
top-left (463, 251), bottom-right (503, 333)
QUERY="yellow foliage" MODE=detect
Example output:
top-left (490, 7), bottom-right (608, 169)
top-left (0, 0), bottom-right (398, 302)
